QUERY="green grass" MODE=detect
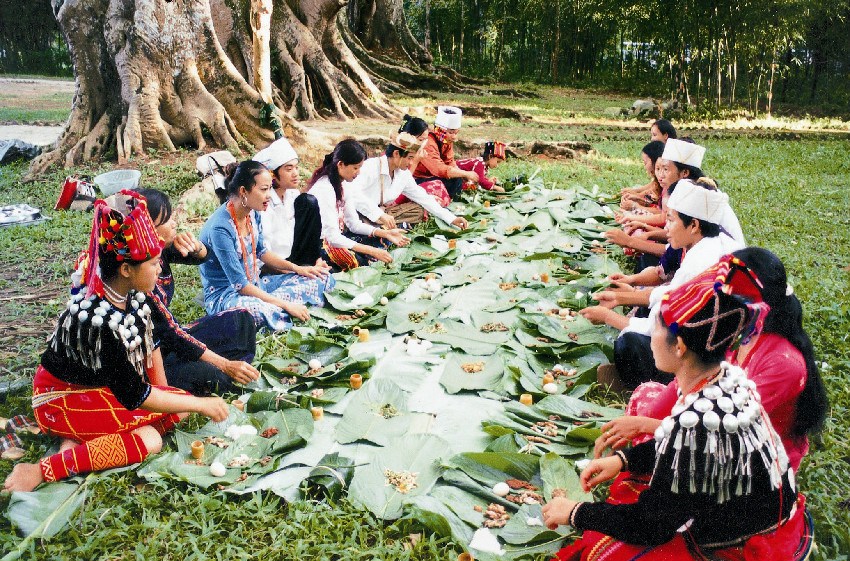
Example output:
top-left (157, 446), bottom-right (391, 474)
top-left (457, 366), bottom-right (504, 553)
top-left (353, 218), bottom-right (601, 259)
top-left (1, 88), bottom-right (849, 559)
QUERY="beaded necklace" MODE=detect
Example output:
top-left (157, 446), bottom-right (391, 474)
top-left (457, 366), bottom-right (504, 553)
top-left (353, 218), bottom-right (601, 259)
top-left (227, 200), bottom-right (258, 283)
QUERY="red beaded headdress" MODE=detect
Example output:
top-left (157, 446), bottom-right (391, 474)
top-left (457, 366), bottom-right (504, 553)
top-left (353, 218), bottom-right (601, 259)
top-left (77, 190), bottom-right (163, 297)
top-left (660, 254), bottom-right (771, 348)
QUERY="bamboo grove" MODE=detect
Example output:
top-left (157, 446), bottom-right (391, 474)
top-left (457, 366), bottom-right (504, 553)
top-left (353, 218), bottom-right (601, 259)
top-left (405, 0), bottom-right (850, 114)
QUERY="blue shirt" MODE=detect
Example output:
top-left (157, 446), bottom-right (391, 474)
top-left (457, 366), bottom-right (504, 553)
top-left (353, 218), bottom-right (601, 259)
top-left (199, 203), bottom-right (268, 302)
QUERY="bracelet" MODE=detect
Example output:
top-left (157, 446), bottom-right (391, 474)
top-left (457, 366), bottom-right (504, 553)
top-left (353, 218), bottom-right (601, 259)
top-left (614, 450), bottom-right (628, 471)
top-left (568, 502), bottom-right (582, 527)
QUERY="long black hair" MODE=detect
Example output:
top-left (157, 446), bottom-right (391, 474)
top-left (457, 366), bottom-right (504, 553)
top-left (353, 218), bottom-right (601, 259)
top-left (216, 160), bottom-right (269, 204)
top-left (138, 188), bottom-right (172, 226)
top-left (653, 119), bottom-right (677, 139)
top-left (732, 247), bottom-right (828, 437)
top-left (642, 140), bottom-right (665, 165)
top-left (399, 114), bottom-right (428, 137)
top-left (308, 139), bottom-right (367, 202)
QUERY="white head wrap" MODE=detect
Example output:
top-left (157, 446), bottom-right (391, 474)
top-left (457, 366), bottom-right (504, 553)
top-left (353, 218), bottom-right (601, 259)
top-left (435, 106), bottom-right (463, 129)
top-left (253, 137), bottom-right (298, 171)
top-left (662, 138), bottom-right (706, 169)
top-left (668, 179), bottom-right (730, 225)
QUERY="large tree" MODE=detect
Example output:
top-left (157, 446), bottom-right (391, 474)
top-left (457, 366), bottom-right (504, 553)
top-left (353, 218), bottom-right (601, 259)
top-left (31, 0), bottom-right (402, 174)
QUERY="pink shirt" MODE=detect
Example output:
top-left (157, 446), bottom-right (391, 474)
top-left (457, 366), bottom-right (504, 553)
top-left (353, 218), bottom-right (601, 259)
top-left (633, 333), bottom-right (808, 471)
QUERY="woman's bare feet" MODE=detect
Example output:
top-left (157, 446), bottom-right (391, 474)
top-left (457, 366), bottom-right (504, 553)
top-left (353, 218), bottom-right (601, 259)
top-left (3, 463), bottom-right (44, 492)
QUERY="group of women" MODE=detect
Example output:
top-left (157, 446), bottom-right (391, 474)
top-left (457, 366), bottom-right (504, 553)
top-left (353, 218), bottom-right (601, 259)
top-left (540, 119), bottom-right (826, 560)
top-left (2, 113), bottom-right (827, 561)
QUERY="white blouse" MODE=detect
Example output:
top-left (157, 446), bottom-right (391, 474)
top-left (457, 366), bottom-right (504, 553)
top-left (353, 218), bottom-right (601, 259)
top-left (308, 176), bottom-right (376, 249)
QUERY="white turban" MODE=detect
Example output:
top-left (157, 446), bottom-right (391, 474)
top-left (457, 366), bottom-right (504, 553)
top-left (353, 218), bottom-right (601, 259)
top-left (667, 179), bottom-right (729, 225)
top-left (662, 138), bottom-right (705, 169)
top-left (435, 106), bottom-right (463, 129)
top-left (253, 137), bottom-right (298, 171)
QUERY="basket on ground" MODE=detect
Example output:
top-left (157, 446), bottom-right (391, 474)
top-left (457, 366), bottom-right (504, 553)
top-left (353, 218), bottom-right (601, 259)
top-left (93, 170), bottom-right (141, 196)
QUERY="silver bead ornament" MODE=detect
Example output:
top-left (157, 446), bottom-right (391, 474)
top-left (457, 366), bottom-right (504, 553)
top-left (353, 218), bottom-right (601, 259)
top-left (694, 398), bottom-right (713, 413)
top-left (94, 307), bottom-right (107, 316)
top-left (703, 385), bottom-right (722, 400)
top-left (92, 315), bottom-right (104, 327)
top-left (72, 293), bottom-right (83, 302)
top-left (662, 416), bottom-right (676, 436)
top-left (717, 396), bottom-right (735, 414)
top-left (703, 410), bottom-right (721, 431)
top-left (719, 377), bottom-right (734, 393)
top-left (736, 411), bottom-right (751, 429)
top-left (732, 392), bottom-right (748, 407)
top-left (744, 379), bottom-right (757, 390)
top-left (78, 310), bottom-right (89, 322)
top-left (99, 300), bottom-right (111, 309)
top-left (130, 325), bottom-right (139, 337)
top-left (671, 403), bottom-right (687, 417)
top-left (131, 300), bottom-right (139, 310)
top-left (127, 315), bottom-right (136, 325)
top-left (135, 292), bottom-right (146, 302)
top-left (654, 424), bottom-right (666, 442)
top-left (684, 393), bottom-right (698, 406)
top-left (722, 413), bottom-right (739, 433)
top-left (80, 299), bottom-right (92, 310)
top-left (142, 304), bottom-right (151, 315)
top-left (67, 299), bottom-right (75, 308)
top-left (680, 410), bottom-right (699, 429)
top-left (129, 340), bottom-right (137, 351)
top-left (70, 304), bottom-right (79, 314)
top-left (108, 320), bottom-right (118, 331)
top-left (123, 339), bottom-right (130, 349)
top-left (788, 468), bottom-right (796, 494)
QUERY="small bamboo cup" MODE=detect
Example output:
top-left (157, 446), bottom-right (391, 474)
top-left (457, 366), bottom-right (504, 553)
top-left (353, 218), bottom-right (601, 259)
top-left (357, 328), bottom-right (370, 342)
top-left (540, 272), bottom-right (550, 283)
top-left (350, 373), bottom-right (363, 390)
top-left (448, 239), bottom-right (457, 249)
top-left (190, 440), bottom-right (205, 459)
top-left (542, 373), bottom-right (555, 386)
top-left (458, 553), bottom-right (475, 561)
top-left (520, 393), bottom-right (533, 406)
top-left (231, 399), bottom-right (245, 411)
top-left (311, 406), bottom-right (324, 421)
top-left (484, 200), bottom-right (491, 208)
top-left (480, 218), bottom-right (488, 227)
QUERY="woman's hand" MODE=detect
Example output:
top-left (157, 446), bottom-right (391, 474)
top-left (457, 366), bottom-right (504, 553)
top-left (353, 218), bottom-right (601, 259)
top-left (281, 301), bottom-right (310, 322)
top-left (541, 497), bottom-right (579, 529)
top-left (380, 229), bottom-right (410, 247)
top-left (222, 360), bottom-right (260, 385)
top-left (593, 417), bottom-right (658, 457)
top-left (295, 264), bottom-right (329, 280)
top-left (378, 213), bottom-right (397, 230)
top-left (452, 216), bottom-right (469, 229)
top-left (491, 185), bottom-right (505, 193)
top-left (580, 305), bottom-right (615, 324)
top-left (172, 231), bottom-right (205, 258)
top-left (592, 290), bottom-right (620, 309)
top-left (195, 396), bottom-right (229, 422)
top-left (366, 247), bottom-right (393, 263)
top-left (580, 455), bottom-right (624, 492)
top-left (604, 228), bottom-right (631, 248)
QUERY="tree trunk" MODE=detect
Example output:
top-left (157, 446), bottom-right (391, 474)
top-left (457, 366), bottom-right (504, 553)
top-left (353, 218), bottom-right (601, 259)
top-left (346, 0), bottom-right (431, 66)
top-left (251, 0), bottom-right (274, 103)
top-left (32, 0), bottom-right (398, 175)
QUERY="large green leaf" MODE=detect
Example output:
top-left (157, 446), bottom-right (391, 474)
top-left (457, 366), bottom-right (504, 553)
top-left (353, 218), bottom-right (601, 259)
top-left (6, 478), bottom-right (89, 539)
top-left (440, 352), bottom-right (506, 394)
top-left (539, 452), bottom-right (592, 502)
top-left (416, 318), bottom-right (507, 355)
top-left (445, 452), bottom-right (540, 485)
top-left (385, 298), bottom-right (447, 334)
top-left (335, 378), bottom-right (430, 446)
top-left (348, 434), bottom-right (447, 519)
top-left (536, 394), bottom-right (623, 421)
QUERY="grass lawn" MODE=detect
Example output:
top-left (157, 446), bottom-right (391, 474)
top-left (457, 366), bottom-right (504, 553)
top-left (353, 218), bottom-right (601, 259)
top-left (0, 87), bottom-right (848, 559)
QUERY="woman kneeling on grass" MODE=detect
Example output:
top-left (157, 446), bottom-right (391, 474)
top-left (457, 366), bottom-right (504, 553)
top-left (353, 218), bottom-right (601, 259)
top-left (4, 191), bottom-right (229, 493)
top-left (542, 259), bottom-right (813, 561)
top-left (200, 161), bottom-right (333, 332)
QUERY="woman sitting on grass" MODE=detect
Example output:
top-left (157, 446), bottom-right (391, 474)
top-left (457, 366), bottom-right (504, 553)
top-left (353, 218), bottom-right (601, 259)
top-left (594, 248), bottom-right (827, 473)
top-left (456, 141), bottom-right (507, 192)
top-left (543, 258), bottom-right (812, 561)
top-left (139, 188), bottom-right (259, 397)
top-left (308, 139), bottom-right (409, 271)
top-left (3, 191), bottom-right (229, 493)
top-left (200, 161), bottom-right (332, 332)
top-left (618, 140), bottom-right (665, 213)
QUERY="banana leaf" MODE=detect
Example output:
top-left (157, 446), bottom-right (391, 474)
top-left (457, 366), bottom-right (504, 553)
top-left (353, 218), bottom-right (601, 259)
top-left (444, 452), bottom-right (540, 486)
top-left (539, 452), bottom-right (592, 502)
top-left (499, 503), bottom-right (570, 546)
top-left (436, 279), bottom-right (511, 324)
top-left (302, 452), bottom-right (355, 501)
top-left (385, 298), bottom-right (447, 334)
top-left (416, 318), bottom-right (508, 355)
top-left (440, 352), bottom-right (506, 394)
top-left (536, 394), bottom-right (623, 422)
top-left (348, 434), bottom-right (447, 519)
top-left (335, 378), bottom-right (430, 446)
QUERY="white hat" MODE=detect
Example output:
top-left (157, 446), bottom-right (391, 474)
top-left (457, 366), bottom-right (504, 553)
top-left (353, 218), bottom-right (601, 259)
top-left (253, 137), bottom-right (298, 171)
top-left (435, 106), bottom-right (463, 129)
top-left (662, 138), bottom-right (705, 169)
top-left (667, 179), bottom-right (729, 225)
